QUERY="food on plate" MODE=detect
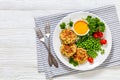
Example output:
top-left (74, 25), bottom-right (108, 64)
top-left (68, 20), bottom-right (73, 27)
top-left (73, 20), bottom-right (89, 35)
top-left (73, 48), bottom-right (88, 64)
top-left (87, 57), bottom-right (94, 63)
top-left (86, 16), bottom-right (105, 35)
top-left (59, 16), bottom-right (107, 66)
top-left (60, 44), bottom-right (77, 57)
top-left (93, 32), bottom-right (103, 38)
top-left (76, 36), bottom-right (100, 58)
top-left (60, 28), bottom-right (77, 44)
top-left (60, 22), bottom-right (66, 29)
top-left (100, 39), bottom-right (107, 44)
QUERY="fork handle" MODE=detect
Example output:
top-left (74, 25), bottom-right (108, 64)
top-left (48, 36), bottom-right (59, 68)
top-left (41, 40), bottom-right (50, 54)
top-left (40, 41), bottom-right (53, 67)
top-left (48, 36), bottom-right (51, 51)
top-left (50, 54), bottom-right (59, 68)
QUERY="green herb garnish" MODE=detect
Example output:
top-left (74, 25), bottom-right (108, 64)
top-left (68, 20), bottom-right (73, 27)
top-left (60, 22), bottom-right (66, 29)
top-left (69, 57), bottom-right (78, 66)
top-left (86, 16), bottom-right (105, 35)
top-left (98, 22), bottom-right (105, 32)
top-left (99, 26), bottom-right (105, 32)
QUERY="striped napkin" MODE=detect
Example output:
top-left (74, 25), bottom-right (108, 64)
top-left (34, 5), bottom-right (120, 79)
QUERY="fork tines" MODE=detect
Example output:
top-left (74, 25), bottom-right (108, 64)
top-left (34, 27), bottom-right (44, 39)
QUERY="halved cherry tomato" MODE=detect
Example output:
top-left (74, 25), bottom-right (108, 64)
top-left (100, 39), bottom-right (107, 44)
top-left (93, 33), bottom-right (99, 38)
top-left (88, 57), bottom-right (94, 63)
top-left (98, 32), bottom-right (103, 38)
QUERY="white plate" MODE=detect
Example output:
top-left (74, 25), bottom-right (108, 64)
top-left (53, 11), bottom-right (112, 70)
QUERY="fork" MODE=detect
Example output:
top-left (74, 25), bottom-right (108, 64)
top-left (45, 22), bottom-right (59, 68)
top-left (34, 27), bottom-right (58, 68)
top-left (34, 27), bottom-right (53, 67)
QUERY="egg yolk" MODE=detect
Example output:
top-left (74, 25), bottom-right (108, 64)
top-left (74, 21), bottom-right (89, 35)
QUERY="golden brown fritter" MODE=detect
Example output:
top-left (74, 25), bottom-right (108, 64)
top-left (73, 48), bottom-right (88, 64)
top-left (60, 44), bottom-right (77, 58)
top-left (60, 28), bottom-right (77, 44)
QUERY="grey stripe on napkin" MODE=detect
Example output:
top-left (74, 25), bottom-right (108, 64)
top-left (34, 5), bottom-right (120, 79)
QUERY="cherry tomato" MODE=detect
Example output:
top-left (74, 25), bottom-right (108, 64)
top-left (93, 33), bottom-right (99, 38)
top-left (98, 32), bottom-right (103, 38)
top-left (100, 39), bottom-right (107, 44)
top-left (88, 57), bottom-right (94, 63)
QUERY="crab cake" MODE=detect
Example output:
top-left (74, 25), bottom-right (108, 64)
top-left (60, 28), bottom-right (77, 44)
top-left (73, 48), bottom-right (88, 64)
top-left (60, 44), bottom-right (77, 58)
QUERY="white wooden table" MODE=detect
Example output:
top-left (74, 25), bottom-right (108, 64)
top-left (0, 0), bottom-right (120, 80)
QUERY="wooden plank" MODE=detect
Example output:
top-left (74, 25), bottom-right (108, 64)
top-left (0, 0), bottom-right (118, 10)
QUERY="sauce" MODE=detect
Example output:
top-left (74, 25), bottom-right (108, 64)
top-left (74, 20), bottom-right (89, 35)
